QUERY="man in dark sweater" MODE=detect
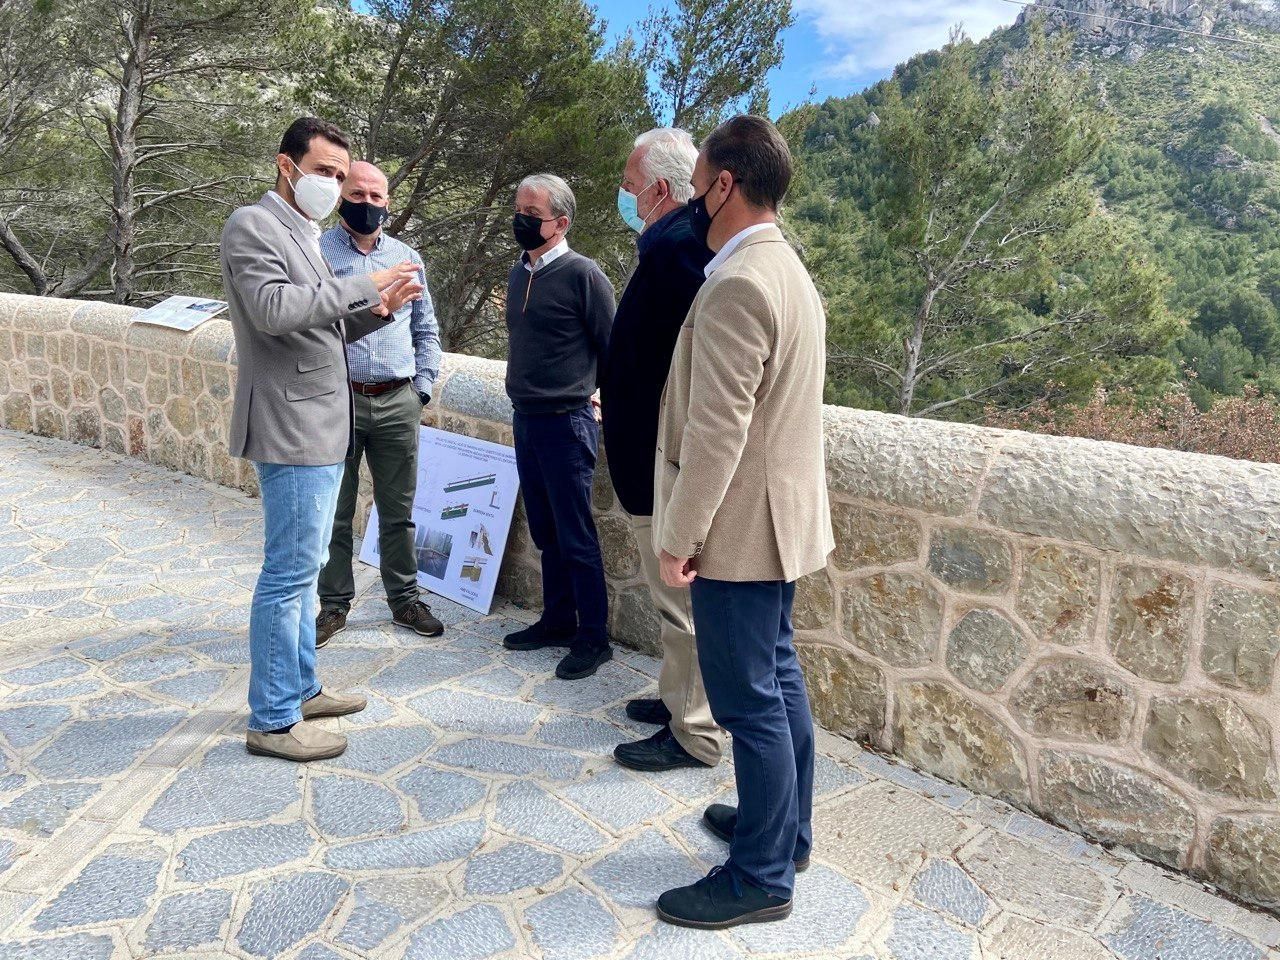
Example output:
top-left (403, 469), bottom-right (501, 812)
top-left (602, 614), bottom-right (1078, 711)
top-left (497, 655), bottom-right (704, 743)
top-left (602, 129), bottom-right (722, 772)
top-left (502, 173), bottom-right (616, 680)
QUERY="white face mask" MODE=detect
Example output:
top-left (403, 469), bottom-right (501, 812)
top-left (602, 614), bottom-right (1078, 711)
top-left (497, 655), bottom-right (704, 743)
top-left (286, 158), bottom-right (341, 221)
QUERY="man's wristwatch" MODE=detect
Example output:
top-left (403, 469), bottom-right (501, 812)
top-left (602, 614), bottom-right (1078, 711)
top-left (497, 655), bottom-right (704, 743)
top-left (418, 392), bottom-right (430, 406)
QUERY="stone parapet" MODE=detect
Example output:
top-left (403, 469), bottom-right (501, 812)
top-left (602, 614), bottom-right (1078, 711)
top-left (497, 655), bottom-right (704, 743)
top-left (1, 292), bottom-right (1276, 915)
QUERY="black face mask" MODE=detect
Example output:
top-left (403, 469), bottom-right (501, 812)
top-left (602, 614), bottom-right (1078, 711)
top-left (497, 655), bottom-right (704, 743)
top-left (687, 181), bottom-right (733, 251)
top-left (339, 199), bottom-right (390, 236)
top-left (513, 212), bottom-right (555, 251)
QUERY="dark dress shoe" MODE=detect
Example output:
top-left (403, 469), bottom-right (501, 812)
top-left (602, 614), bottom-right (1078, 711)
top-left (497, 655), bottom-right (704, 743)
top-left (626, 697), bottom-right (672, 726)
top-left (703, 803), bottom-right (810, 872)
top-left (392, 600), bottom-right (444, 637)
top-left (315, 608), bottom-right (347, 649)
top-left (657, 865), bottom-right (792, 930)
top-left (503, 620), bottom-right (576, 651)
top-left (555, 644), bottom-right (612, 680)
top-left (615, 725), bottom-right (711, 772)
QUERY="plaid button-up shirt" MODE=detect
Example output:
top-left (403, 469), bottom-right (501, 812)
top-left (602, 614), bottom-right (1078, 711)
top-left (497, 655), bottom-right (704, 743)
top-left (320, 225), bottom-right (442, 398)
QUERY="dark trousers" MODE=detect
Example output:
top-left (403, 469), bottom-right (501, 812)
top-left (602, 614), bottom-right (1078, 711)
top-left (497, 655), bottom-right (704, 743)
top-left (690, 577), bottom-right (814, 899)
top-left (319, 382), bottom-right (421, 614)
top-left (513, 405), bottom-right (608, 649)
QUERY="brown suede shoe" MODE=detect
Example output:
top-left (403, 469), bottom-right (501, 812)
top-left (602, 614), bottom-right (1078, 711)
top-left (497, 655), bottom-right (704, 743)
top-left (392, 599), bottom-right (444, 637)
top-left (315, 608), bottom-right (347, 649)
top-left (246, 722), bottom-right (347, 762)
top-left (302, 689), bottom-right (367, 720)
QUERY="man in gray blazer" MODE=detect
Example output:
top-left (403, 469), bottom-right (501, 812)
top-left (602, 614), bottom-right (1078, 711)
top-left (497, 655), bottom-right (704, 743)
top-left (221, 117), bottom-right (423, 763)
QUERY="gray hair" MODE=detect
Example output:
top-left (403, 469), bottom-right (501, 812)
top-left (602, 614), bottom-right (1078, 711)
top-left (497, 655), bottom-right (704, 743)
top-left (517, 173), bottom-right (576, 226)
top-left (634, 128), bottom-right (698, 203)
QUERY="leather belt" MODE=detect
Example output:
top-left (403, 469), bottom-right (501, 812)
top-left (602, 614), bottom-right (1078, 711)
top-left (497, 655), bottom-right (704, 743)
top-left (351, 377), bottom-right (410, 397)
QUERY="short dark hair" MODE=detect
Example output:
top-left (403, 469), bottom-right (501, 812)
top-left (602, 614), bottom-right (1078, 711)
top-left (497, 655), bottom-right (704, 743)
top-left (278, 117), bottom-right (350, 165)
top-left (703, 115), bottom-right (793, 210)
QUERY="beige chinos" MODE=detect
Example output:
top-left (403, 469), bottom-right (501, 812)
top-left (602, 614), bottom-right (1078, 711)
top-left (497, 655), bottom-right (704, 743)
top-left (629, 512), bottom-right (723, 765)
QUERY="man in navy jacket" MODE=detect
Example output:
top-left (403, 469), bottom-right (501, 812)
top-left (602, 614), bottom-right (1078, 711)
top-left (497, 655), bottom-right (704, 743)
top-left (601, 128), bottom-right (722, 772)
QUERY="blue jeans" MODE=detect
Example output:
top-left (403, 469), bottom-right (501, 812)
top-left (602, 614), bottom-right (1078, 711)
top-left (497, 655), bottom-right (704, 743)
top-left (512, 406), bottom-right (608, 649)
top-left (690, 577), bottom-right (814, 899)
top-left (248, 461), bottom-right (344, 732)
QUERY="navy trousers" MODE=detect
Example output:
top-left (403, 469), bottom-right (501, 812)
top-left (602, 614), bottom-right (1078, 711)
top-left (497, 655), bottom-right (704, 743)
top-left (513, 406), bottom-right (609, 650)
top-left (690, 577), bottom-right (814, 899)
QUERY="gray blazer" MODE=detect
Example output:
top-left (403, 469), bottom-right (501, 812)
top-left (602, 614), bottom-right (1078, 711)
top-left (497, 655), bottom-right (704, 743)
top-left (220, 194), bottom-right (391, 466)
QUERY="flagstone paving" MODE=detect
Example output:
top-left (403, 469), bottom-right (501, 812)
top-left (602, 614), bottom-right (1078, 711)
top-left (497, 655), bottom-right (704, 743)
top-left (0, 429), bottom-right (1277, 960)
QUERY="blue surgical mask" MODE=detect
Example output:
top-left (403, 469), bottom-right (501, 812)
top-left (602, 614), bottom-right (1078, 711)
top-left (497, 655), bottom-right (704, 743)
top-left (617, 181), bottom-right (658, 233)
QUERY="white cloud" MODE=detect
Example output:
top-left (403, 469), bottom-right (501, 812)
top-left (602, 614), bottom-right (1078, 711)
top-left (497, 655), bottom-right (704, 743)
top-left (795, 0), bottom-right (1021, 78)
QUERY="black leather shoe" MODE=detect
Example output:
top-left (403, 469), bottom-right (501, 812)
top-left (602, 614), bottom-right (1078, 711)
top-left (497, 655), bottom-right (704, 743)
top-left (503, 621), bottom-right (576, 651)
top-left (657, 865), bottom-right (792, 929)
top-left (315, 608), bottom-right (347, 649)
top-left (703, 803), bottom-right (810, 872)
top-left (555, 644), bottom-right (612, 680)
top-left (626, 697), bottom-right (672, 726)
top-left (615, 725), bottom-right (711, 772)
top-left (392, 600), bottom-right (444, 637)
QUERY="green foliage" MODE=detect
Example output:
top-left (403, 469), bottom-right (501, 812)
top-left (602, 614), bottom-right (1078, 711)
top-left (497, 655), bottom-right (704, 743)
top-left (1078, 36), bottom-right (1280, 402)
top-left (785, 12), bottom-right (1280, 416)
top-left (642, 0), bottom-right (793, 137)
top-left (297, 0), bottom-right (651, 352)
top-left (1182, 101), bottom-right (1280, 167)
top-left (1, 0), bottom-right (793, 356)
top-left (8, 0), bottom-right (1275, 426)
top-left (790, 24), bottom-right (1181, 418)
top-left (1182, 327), bottom-right (1254, 398)
top-left (0, 0), bottom-right (319, 301)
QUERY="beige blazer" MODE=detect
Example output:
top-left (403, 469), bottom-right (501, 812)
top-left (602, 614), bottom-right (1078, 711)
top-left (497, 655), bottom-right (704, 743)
top-left (653, 225), bottom-right (834, 582)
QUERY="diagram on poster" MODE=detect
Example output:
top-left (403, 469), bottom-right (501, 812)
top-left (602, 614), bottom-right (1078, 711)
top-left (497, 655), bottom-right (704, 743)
top-left (360, 426), bottom-right (520, 615)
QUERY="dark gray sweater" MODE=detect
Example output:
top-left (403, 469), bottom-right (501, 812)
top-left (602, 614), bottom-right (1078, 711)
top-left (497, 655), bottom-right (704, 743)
top-left (504, 249), bottom-right (615, 415)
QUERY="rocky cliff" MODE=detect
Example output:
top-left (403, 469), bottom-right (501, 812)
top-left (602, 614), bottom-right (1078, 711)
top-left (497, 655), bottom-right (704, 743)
top-left (1021, 0), bottom-right (1280, 48)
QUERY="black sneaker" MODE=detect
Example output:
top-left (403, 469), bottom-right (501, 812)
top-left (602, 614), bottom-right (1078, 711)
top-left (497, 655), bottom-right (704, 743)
top-left (555, 644), bottom-right (612, 680)
top-left (614, 725), bottom-right (711, 772)
top-left (315, 608), bottom-right (347, 649)
top-left (703, 803), bottom-right (810, 872)
top-left (503, 620), bottom-right (576, 651)
top-left (626, 697), bottom-right (672, 726)
top-left (392, 600), bottom-right (445, 637)
top-left (657, 865), bottom-right (792, 930)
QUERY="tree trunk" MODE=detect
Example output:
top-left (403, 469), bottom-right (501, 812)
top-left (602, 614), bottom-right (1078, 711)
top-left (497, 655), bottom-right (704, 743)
top-left (438, 181), bottom-right (505, 351)
top-left (898, 281), bottom-right (939, 416)
top-left (0, 218), bottom-right (49, 295)
top-left (109, 5), bottom-right (150, 304)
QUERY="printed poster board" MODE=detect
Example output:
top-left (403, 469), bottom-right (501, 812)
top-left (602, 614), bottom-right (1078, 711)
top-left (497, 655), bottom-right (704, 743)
top-left (131, 295), bottom-right (228, 331)
top-left (360, 426), bottom-right (520, 615)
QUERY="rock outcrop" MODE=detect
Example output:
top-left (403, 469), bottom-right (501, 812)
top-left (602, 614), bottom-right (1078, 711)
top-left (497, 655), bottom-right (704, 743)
top-left (1020, 0), bottom-right (1280, 49)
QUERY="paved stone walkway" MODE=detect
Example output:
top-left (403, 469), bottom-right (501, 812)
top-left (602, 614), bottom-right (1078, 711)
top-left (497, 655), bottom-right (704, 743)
top-left (0, 430), bottom-right (1277, 960)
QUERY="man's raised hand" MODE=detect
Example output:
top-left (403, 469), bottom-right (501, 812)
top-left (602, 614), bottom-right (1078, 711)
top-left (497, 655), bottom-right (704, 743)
top-left (373, 277), bottom-right (425, 317)
top-left (369, 261), bottom-right (420, 292)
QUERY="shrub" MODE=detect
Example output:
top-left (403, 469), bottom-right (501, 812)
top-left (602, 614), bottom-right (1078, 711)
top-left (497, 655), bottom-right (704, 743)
top-left (986, 385), bottom-right (1280, 463)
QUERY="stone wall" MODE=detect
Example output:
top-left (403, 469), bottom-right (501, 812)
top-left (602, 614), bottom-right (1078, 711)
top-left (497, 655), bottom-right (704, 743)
top-left (1, 292), bottom-right (1277, 916)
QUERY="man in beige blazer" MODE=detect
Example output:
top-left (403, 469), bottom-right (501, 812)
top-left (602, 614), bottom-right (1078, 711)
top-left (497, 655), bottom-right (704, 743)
top-left (652, 115), bottom-right (834, 930)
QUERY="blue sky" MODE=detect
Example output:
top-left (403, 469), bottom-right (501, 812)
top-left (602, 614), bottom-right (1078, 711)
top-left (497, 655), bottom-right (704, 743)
top-left (590, 0), bottom-right (1022, 113)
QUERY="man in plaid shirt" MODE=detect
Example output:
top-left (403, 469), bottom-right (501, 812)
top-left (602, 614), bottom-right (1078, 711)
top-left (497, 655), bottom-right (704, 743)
top-left (315, 160), bottom-right (444, 646)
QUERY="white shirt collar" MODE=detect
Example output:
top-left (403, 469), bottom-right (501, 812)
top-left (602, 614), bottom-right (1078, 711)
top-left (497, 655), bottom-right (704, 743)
top-left (704, 223), bottom-right (774, 277)
top-left (267, 189), bottom-right (322, 244)
top-left (524, 237), bottom-right (569, 273)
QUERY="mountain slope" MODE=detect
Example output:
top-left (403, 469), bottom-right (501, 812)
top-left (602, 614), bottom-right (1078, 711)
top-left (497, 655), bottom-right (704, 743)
top-left (789, 0), bottom-right (1280, 413)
